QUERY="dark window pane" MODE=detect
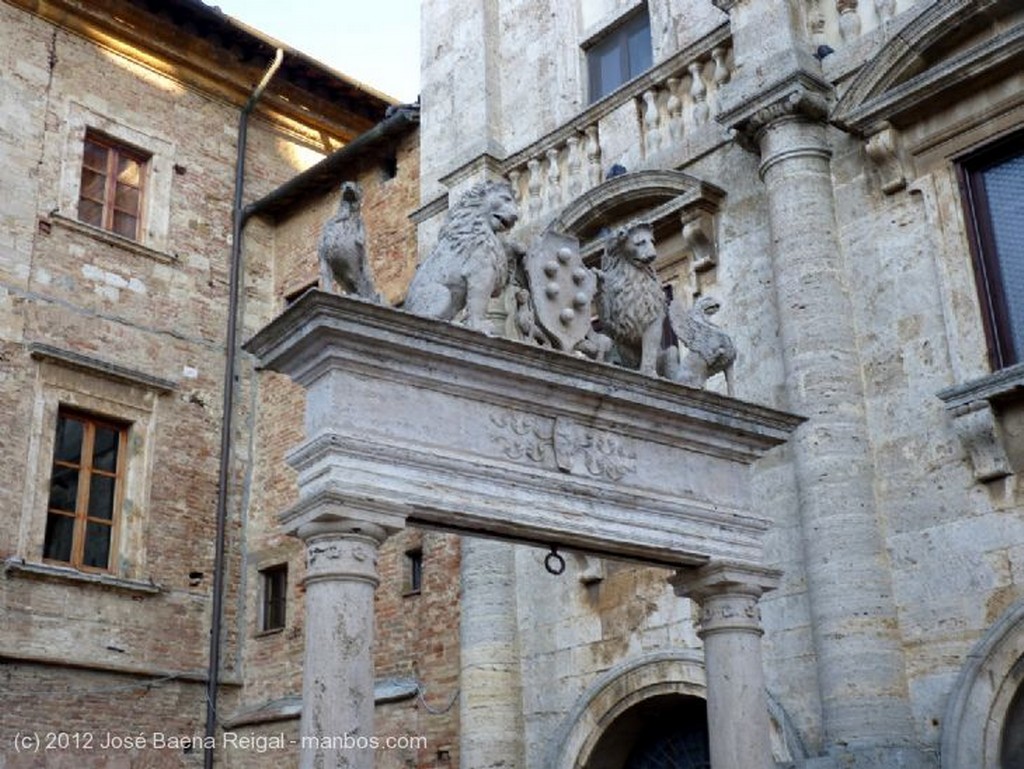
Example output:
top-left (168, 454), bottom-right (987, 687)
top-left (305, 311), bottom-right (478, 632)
top-left (80, 169), bottom-right (107, 202)
top-left (587, 9), bottom-right (651, 103)
top-left (78, 198), bottom-right (104, 227)
top-left (43, 514), bottom-right (75, 562)
top-left (114, 184), bottom-right (140, 215)
top-left (83, 522), bottom-right (112, 568)
top-left (981, 153), bottom-right (1024, 362)
top-left (88, 474), bottom-right (116, 520)
top-left (627, 23), bottom-right (652, 77)
top-left (92, 426), bottom-right (120, 472)
top-left (82, 140), bottom-right (109, 172)
top-left (112, 211), bottom-right (138, 240)
top-left (54, 416), bottom-right (84, 463)
top-left (262, 566), bottom-right (287, 631)
top-left (48, 465), bottom-right (80, 512)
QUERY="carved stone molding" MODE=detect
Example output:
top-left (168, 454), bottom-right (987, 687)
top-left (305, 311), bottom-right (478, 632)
top-left (864, 123), bottom-right (909, 194)
top-left (489, 410), bottom-right (638, 482)
top-left (681, 211), bottom-right (718, 274)
top-left (937, 363), bottom-right (1024, 482)
top-left (719, 74), bottom-right (833, 151)
top-left (945, 402), bottom-right (1012, 482)
top-left (832, 0), bottom-right (1021, 135)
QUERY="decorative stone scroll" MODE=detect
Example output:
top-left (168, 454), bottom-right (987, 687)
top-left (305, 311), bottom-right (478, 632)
top-left (489, 411), bottom-right (637, 482)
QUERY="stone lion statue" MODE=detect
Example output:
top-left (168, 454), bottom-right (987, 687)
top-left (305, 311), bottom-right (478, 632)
top-left (404, 180), bottom-right (520, 332)
top-left (666, 295), bottom-right (736, 394)
top-left (597, 222), bottom-right (665, 376)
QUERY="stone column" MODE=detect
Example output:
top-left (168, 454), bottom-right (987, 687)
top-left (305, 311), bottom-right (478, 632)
top-left (720, 77), bottom-right (929, 767)
top-left (672, 563), bottom-right (780, 769)
top-left (295, 518), bottom-right (389, 769)
top-left (459, 537), bottom-right (524, 769)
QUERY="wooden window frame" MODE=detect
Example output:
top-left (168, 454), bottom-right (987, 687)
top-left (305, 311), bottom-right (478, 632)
top-left (78, 130), bottom-right (149, 242)
top-left (586, 7), bottom-right (653, 104)
top-left (260, 564), bottom-right (288, 633)
top-left (958, 130), bottom-right (1024, 370)
top-left (43, 409), bottom-right (128, 572)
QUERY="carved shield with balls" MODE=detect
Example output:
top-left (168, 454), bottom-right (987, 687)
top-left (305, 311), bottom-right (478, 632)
top-left (524, 231), bottom-right (597, 351)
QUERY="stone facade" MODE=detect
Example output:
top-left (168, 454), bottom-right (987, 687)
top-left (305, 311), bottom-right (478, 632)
top-left (7, 0), bottom-right (1024, 769)
top-left (413, 0), bottom-right (1024, 768)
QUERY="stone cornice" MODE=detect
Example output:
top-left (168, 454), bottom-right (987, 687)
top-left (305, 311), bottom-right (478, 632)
top-left (833, 8), bottom-right (1024, 135)
top-left (29, 343), bottom-right (177, 393)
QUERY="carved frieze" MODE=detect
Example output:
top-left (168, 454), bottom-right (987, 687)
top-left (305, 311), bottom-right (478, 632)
top-left (489, 411), bottom-right (637, 482)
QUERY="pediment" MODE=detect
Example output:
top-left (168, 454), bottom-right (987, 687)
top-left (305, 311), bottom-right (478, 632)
top-left (551, 169), bottom-right (725, 246)
top-left (832, 0), bottom-right (1024, 135)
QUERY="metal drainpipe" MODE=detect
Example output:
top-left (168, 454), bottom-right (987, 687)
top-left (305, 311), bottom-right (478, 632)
top-left (204, 47), bottom-right (284, 769)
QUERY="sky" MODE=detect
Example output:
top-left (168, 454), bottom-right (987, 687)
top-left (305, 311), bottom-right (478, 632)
top-left (211, 0), bottom-right (422, 103)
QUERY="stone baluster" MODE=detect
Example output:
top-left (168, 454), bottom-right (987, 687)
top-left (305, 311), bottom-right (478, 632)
top-left (666, 77), bottom-right (684, 143)
top-left (545, 147), bottom-right (562, 209)
top-left (837, 0), bottom-right (862, 41)
top-left (671, 563), bottom-right (781, 769)
top-left (642, 89), bottom-right (661, 155)
top-left (711, 47), bottom-right (731, 87)
top-left (566, 134), bottom-right (583, 197)
top-left (295, 517), bottom-right (389, 769)
top-left (689, 61), bottom-right (709, 125)
top-left (874, 0), bottom-right (896, 21)
top-left (807, 0), bottom-right (828, 45)
top-left (584, 125), bottom-right (602, 188)
top-left (526, 157), bottom-right (542, 215)
top-left (507, 168), bottom-right (522, 202)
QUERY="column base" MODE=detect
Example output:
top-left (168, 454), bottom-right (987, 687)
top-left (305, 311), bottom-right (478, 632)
top-left (801, 745), bottom-right (937, 769)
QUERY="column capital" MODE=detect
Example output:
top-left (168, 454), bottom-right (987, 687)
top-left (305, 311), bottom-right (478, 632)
top-left (720, 74), bottom-right (832, 150)
top-left (669, 560), bottom-right (781, 601)
top-left (280, 489), bottom-right (407, 540)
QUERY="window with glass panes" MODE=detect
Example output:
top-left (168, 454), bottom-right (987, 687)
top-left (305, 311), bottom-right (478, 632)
top-left (960, 131), bottom-right (1024, 370)
top-left (43, 410), bottom-right (126, 571)
top-left (78, 132), bottom-right (148, 241)
top-left (260, 565), bottom-right (288, 632)
top-left (586, 8), bottom-right (653, 103)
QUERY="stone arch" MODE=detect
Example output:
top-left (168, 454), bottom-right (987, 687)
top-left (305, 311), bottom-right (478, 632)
top-left (832, 0), bottom-right (1024, 134)
top-left (551, 170), bottom-right (724, 245)
top-left (941, 598), bottom-right (1024, 769)
top-left (545, 650), bottom-right (806, 769)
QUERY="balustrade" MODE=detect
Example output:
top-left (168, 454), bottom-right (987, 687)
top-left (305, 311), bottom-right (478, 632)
top-left (504, 31), bottom-right (736, 225)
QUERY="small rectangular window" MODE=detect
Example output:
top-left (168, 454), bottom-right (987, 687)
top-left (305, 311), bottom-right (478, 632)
top-left (959, 132), bottom-right (1024, 370)
top-left (260, 564), bottom-right (288, 632)
top-left (586, 8), bottom-right (653, 103)
top-left (43, 410), bottom-right (127, 571)
top-left (405, 548), bottom-right (423, 595)
top-left (78, 131), bottom-right (149, 241)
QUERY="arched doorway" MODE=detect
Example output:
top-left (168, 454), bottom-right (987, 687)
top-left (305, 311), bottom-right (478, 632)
top-left (585, 693), bottom-right (710, 769)
top-left (1002, 681), bottom-right (1024, 769)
